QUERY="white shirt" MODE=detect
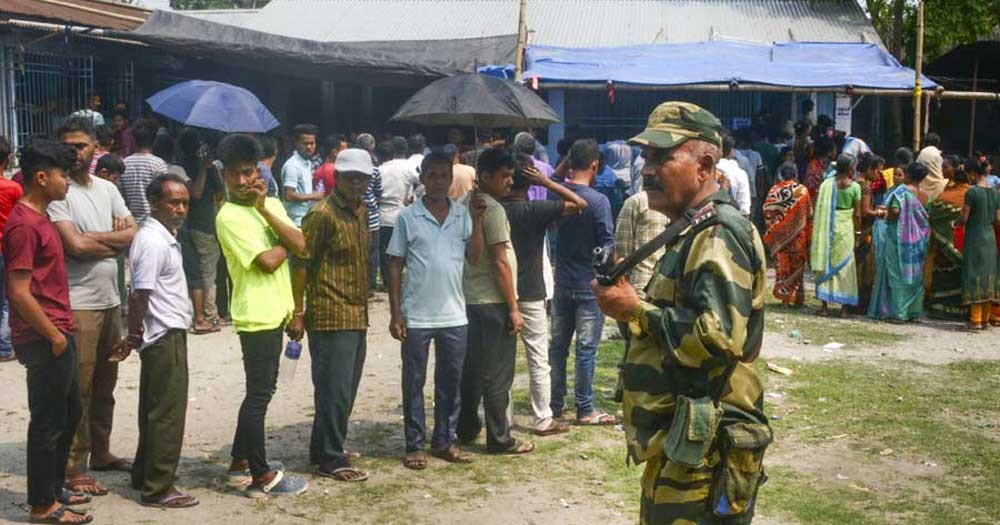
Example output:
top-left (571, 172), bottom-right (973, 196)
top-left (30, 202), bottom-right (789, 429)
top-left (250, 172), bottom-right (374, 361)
top-left (378, 158), bottom-right (421, 227)
top-left (281, 152), bottom-right (315, 226)
top-left (128, 218), bottom-right (192, 349)
top-left (717, 158), bottom-right (751, 215)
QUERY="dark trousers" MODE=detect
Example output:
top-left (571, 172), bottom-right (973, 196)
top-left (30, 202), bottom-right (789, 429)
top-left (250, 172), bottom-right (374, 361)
top-left (378, 226), bottom-right (394, 289)
top-left (368, 229), bottom-right (380, 292)
top-left (457, 304), bottom-right (516, 452)
top-left (16, 336), bottom-right (82, 507)
top-left (401, 326), bottom-right (467, 452)
top-left (231, 327), bottom-right (282, 477)
top-left (308, 330), bottom-right (366, 469)
top-left (132, 330), bottom-right (188, 501)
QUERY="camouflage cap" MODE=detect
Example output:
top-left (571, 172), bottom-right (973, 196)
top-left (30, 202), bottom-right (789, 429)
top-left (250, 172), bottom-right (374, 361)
top-left (628, 101), bottom-right (724, 150)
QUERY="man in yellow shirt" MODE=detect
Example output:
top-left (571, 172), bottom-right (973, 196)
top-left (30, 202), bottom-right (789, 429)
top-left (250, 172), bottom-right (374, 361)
top-left (215, 134), bottom-right (309, 498)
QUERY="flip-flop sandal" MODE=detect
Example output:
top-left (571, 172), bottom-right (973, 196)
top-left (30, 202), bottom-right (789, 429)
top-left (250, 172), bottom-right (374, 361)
top-left (30, 505), bottom-right (93, 524)
top-left (430, 447), bottom-right (473, 464)
top-left (64, 476), bottom-right (108, 496)
top-left (324, 467), bottom-right (369, 482)
top-left (141, 491), bottom-right (200, 508)
top-left (493, 440), bottom-right (534, 455)
top-left (190, 325), bottom-right (221, 335)
top-left (91, 458), bottom-right (132, 472)
top-left (57, 489), bottom-right (91, 506)
top-left (403, 452), bottom-right (428, 470)
top-left (535, 421), bottom-right (571, 436)
top-left (576, 412), bottom-right (618, 426)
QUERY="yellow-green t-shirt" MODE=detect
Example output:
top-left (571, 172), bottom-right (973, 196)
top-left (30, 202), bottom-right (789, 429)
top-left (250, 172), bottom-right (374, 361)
top-left (216, 197), bottom-right (296, 332)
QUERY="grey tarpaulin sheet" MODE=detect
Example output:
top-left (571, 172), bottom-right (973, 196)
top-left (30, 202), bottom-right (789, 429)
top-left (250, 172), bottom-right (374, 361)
top-left (118, 10), bottom-right (518, 81)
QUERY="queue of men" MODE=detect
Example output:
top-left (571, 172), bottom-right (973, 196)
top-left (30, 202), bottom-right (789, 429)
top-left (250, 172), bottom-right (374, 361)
top-left (2, 100), bottom-right (771, 525)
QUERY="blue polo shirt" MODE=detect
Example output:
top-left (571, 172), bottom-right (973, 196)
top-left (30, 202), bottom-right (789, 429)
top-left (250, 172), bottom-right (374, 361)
top-left (553, 182), bottom-right (615, 289)
top-left (387, 198), bottom-right (472, 328)
top-left (282, 151), bottom-right (315, 226)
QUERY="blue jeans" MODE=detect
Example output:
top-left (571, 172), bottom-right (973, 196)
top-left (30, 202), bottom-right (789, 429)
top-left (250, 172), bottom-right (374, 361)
top-left (401, 325), bottom-right (467, 452)
top-left (0, 258), bottom-right (11, 357)
top-left (548, 286), bottom-right (604, 419)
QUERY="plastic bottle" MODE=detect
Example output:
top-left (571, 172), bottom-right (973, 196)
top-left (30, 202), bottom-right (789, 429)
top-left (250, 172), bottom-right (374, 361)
top-left (278, 340), bottom-right (302, 385)
top-left (315, 178), bottom-right (326, 195)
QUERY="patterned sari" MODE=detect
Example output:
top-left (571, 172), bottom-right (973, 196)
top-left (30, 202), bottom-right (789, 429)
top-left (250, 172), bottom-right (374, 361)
top-left (924, 183), bottom-right (969, 318)
top-left (763, 180), bottom-right (812, 304)
top-left (810, 178), bottom-right (859, 305)
top-left (802, 158), bottom-right (827, 203)
top-left (868, 184), bottom-right (930, 321)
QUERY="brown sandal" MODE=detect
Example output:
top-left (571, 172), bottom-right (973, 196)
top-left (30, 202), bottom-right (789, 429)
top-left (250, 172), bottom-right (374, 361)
top-left (403, 451), bottom-right (428, 470)
top-left (430, 445), bottom-right (473, 464)
top-left (535, 421), bottom-right (571, 436)
top-left (140, 490), bottom-right (199, 508)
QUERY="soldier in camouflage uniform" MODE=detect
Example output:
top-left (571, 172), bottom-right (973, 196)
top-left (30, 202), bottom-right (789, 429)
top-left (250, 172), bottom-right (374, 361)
top-left (593, 102), bottom-right (771, 525)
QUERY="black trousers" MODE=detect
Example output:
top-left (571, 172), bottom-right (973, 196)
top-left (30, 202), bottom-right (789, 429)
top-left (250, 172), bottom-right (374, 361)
top-left (457, 304), bottom-right (516, 452)
top-left (307, 330), bottom-right (366, 469)
top-left (231, 327), bottom-right (282, 477)
top-left (378, 226), bottom-right (394, 289)
top-left (16, 336), bottom-right (82, 507)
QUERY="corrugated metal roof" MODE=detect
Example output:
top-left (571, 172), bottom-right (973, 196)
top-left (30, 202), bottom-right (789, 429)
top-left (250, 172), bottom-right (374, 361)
top-left (243, 0), bottom-right (882, 47)
top-left (183, 8), bottom-right (261, 27)
top-left (0, 0), bottom-right (149, 30)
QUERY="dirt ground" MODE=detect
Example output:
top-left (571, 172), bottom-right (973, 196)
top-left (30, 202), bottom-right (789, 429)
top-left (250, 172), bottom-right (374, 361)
top-left (0, 290), bottom-right (996, 524)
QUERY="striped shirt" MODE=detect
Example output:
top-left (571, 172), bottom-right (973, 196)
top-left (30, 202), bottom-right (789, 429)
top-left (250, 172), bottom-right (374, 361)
top-left (297, 189), bottom-right (369, 331)
top-left (121, 153), bottom-right (168, 224)
top-left (363, 166), bottom-right (382, 231)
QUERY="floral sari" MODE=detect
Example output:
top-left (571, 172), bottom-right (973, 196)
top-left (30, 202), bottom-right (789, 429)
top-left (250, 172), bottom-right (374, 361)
top-left (802, 158), bottom-right (827, 203)
top-left (763, 180), bottom-right (812, 304)
top-left (868, 184), bottom-right (930, 321)
top-left (924, 183), bottom-right (969, 318)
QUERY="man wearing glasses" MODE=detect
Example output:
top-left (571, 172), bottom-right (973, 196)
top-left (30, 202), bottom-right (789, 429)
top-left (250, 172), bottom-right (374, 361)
top-left (51, 116), bottom-right (138, 496)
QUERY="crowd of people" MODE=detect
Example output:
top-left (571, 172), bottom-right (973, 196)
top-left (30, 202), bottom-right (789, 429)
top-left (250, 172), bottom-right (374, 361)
top-left (0, 97), bottom-right (994, 524)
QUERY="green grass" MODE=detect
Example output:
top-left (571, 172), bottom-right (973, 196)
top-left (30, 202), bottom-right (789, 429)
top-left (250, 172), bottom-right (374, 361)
top-left (761, 358), bottom-right (1000, 524)
top-left (765, 294), bottom-right (909, 347)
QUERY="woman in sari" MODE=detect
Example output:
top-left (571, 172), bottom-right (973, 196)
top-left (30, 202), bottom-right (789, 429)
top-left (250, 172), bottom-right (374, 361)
top-left (802, 138), bottom-right (836, 202)
top-left (764, 163), bottom-right (813, 307)
top-left (811, 155), bottom-right (862, 317)
top-left (958, 159), bottom-right (999, 329)
top-left (855, 153), bottom-right (888, 312)
top-left (868, 163), bottom-right (931, 323)
top-left (924, 156), bottom-right (970, 319)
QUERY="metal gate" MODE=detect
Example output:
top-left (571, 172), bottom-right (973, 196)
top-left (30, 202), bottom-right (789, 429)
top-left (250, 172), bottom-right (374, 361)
top-left (2, 48), bottom-right (94, 153)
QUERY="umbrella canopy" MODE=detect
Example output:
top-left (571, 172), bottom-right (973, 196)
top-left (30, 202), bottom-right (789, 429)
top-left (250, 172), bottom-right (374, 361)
top-left (147, 80), bottom-right (280, 133)
top-left (390, 74), bottom-right (559, 129)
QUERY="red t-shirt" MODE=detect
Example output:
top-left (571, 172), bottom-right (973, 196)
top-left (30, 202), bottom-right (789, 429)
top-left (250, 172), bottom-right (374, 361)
top-left (0, 178), bottom-right (24, 248)
top-left (2, 203), bottom-right (75, 344)
top-left (313, 162), bottom-right (336, 196)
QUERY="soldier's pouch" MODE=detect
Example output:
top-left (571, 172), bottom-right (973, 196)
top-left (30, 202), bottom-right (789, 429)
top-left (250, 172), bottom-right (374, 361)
top-left (710, 422), bottom-right (773, 518)
top-left (664, 395), bottom-right (723, 467)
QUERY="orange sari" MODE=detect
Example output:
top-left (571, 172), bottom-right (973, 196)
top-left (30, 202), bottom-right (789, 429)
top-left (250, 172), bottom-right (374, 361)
top-left (764, 180), bottom-right (813, 304)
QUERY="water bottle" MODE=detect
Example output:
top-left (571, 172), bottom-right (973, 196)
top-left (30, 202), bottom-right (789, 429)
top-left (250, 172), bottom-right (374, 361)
top-left (278, 340), bottom-right (302, 385)
top-left (315, 177), bottom-right (326, 195)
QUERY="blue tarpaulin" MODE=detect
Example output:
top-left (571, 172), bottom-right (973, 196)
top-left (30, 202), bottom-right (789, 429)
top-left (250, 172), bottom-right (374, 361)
top-left (523, 41), bottom-right (937, 90)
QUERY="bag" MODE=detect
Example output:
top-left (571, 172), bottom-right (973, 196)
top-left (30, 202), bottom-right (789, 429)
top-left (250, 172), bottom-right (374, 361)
top-left (954, 224), bottom-right (965, 251)
top-left (664, 395), bottom-right (723, 468)
top-left (710, 421), bottom-right (773, 518)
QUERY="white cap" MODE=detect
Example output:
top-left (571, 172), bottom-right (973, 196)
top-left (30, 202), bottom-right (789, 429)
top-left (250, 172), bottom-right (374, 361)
top-left (334, 148), bottom-right (374, 176)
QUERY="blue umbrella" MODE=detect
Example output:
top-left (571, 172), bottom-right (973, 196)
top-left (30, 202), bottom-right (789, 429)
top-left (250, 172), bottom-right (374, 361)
top-left (146, 80), bottom-right (279, 133)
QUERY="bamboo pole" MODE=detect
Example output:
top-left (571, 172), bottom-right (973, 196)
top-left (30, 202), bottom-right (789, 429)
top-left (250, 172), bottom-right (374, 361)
top-left (515, 0), bottom-right (527, 81)
top-left (968, 56), bottom-right (979, 156)
top-left (912, 0), bottom-right (925, 151)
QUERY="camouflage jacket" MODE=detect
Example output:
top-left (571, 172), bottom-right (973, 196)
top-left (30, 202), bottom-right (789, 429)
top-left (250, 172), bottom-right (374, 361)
top-left (622, 190), bottom-right (767, 464)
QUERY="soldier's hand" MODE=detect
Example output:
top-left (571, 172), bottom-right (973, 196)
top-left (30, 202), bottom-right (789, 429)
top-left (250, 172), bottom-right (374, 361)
top-left (592, 277), bottom-right (641, 323)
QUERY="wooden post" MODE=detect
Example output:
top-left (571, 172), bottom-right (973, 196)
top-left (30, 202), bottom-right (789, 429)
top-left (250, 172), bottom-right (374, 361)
top-left (912, 0), bottom-right (924, 151)
top-left (968, 56), bottom-right (979, 156)
top-left (515, 0), bottom-right (527, 80)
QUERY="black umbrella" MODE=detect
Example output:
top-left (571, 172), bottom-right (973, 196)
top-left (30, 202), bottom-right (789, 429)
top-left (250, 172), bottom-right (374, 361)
top-left (390, 74), bottom-right (560, 129)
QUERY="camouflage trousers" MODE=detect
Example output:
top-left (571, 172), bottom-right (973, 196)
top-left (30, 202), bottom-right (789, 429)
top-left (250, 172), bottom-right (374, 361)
top-left (639, 451), bottom-right (755, 525)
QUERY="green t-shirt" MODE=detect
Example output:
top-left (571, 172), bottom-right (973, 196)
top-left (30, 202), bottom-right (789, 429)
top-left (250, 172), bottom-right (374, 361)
top-left (216, 197), bottom-right (296, 332)
top-left (463, 193), bottom-right (518, 305)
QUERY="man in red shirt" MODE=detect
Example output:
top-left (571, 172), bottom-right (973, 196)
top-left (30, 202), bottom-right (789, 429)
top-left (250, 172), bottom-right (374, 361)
top-left (4, 139), bottom-right (94, 523)
top-left (313, 134), bottom-right (348, 197)
top-left (0, 136), bottom-right (23, 362)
